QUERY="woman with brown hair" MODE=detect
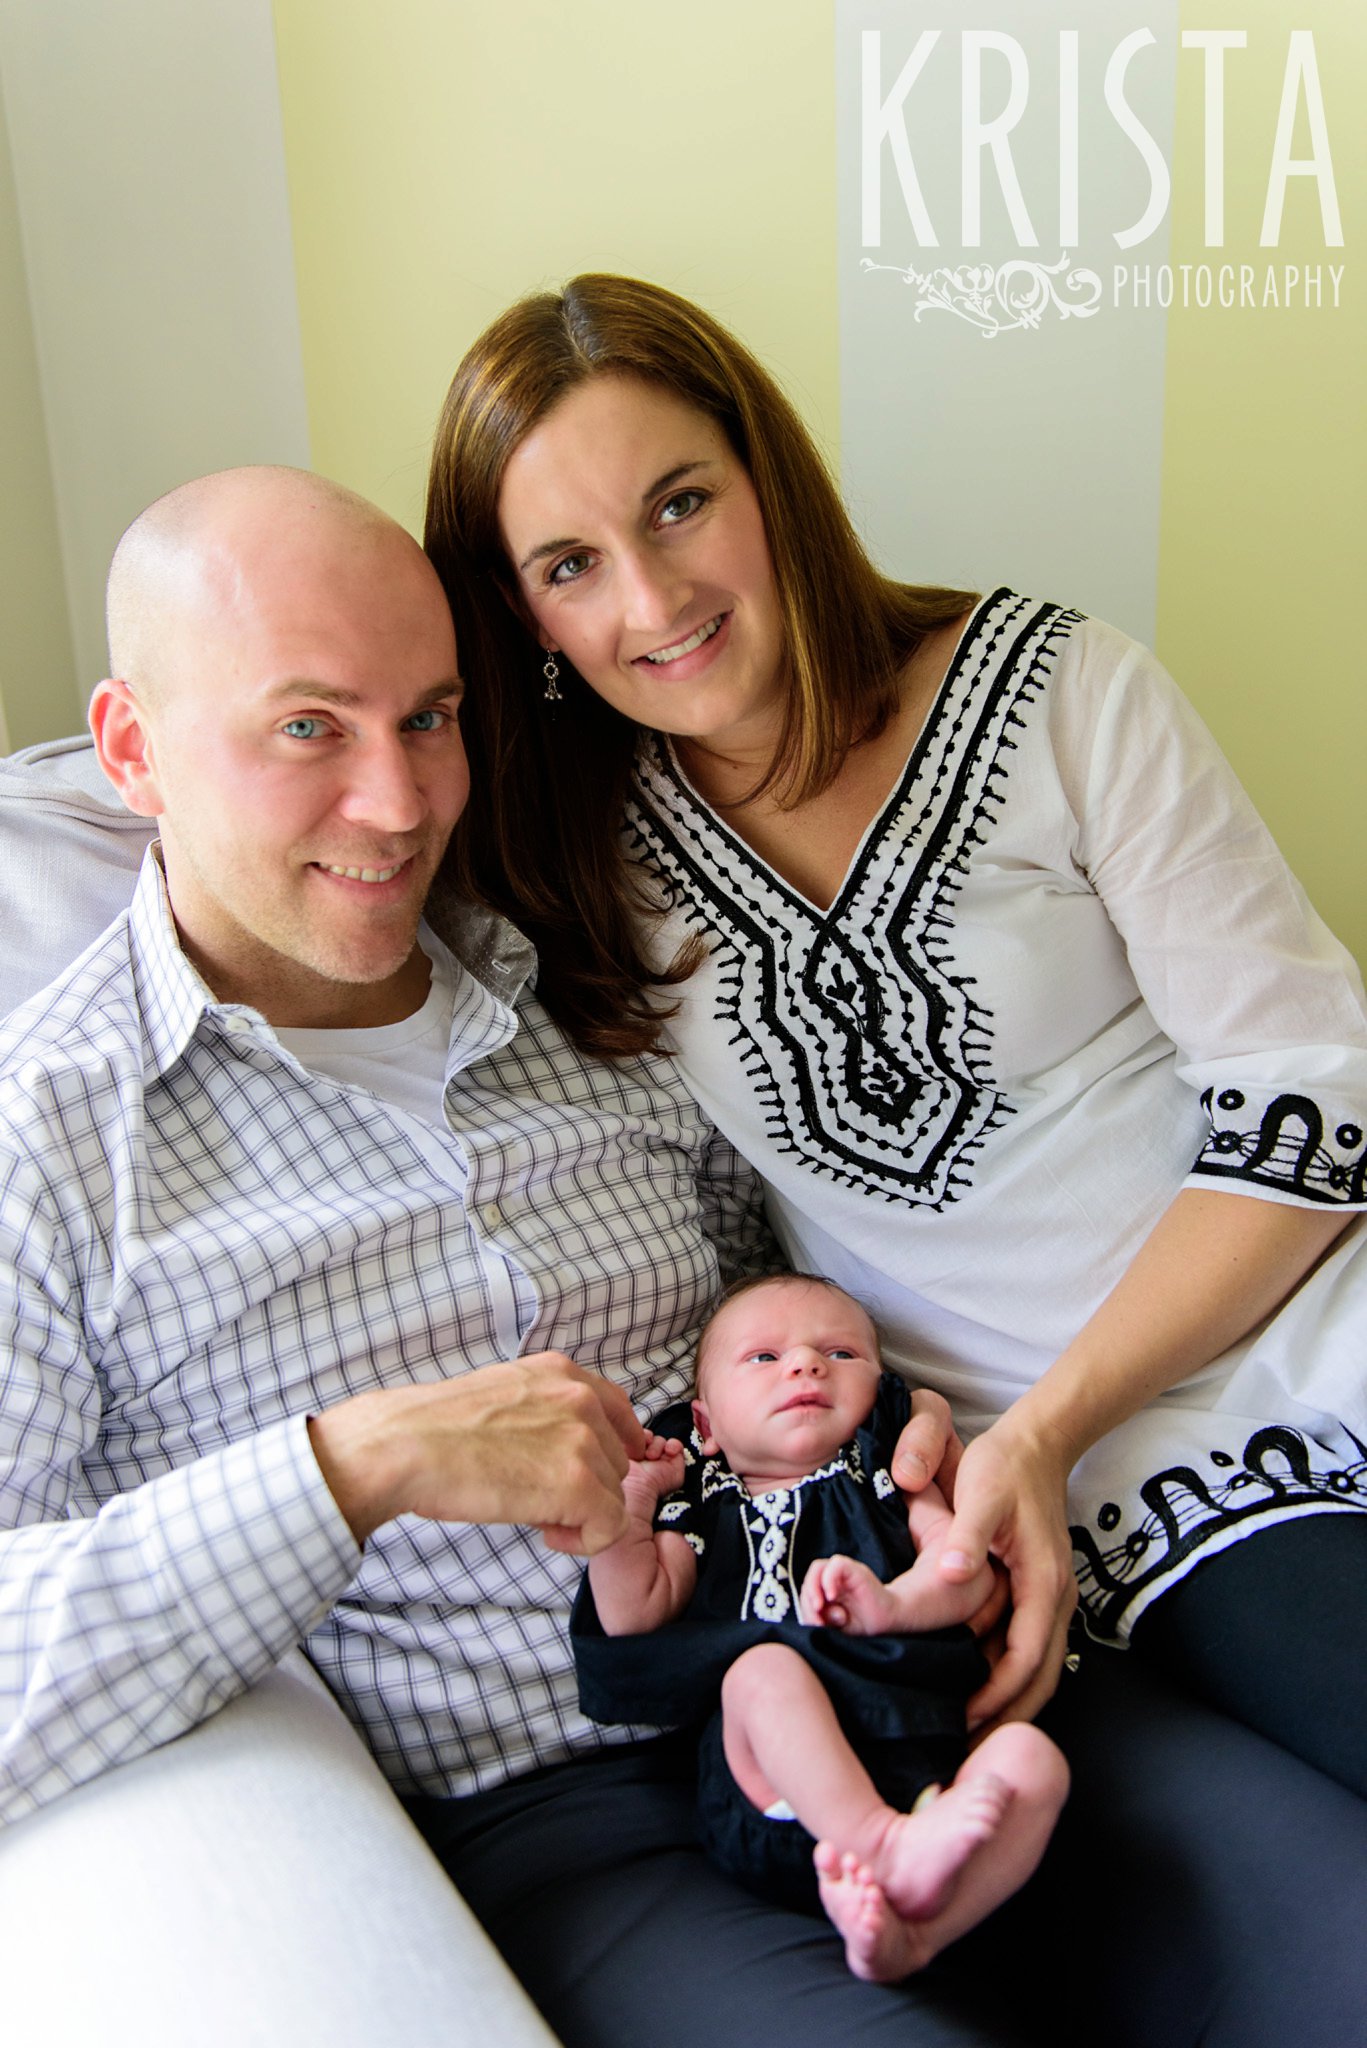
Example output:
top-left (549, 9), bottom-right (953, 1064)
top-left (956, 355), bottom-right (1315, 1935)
top-left (420, 273), bottom-right (1367, 2041)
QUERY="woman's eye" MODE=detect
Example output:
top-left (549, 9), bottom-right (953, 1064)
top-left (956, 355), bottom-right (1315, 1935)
top-left (658, 489), bottom-right (705, 526)
top-left (403, 707), bottom-right (449, 733)
top-left (280, 716), bottom-right (329, 740)
top-left (548, 551), bottom-right (592, 586)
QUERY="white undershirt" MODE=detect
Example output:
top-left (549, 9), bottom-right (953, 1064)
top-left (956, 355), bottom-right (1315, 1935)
top-left (274, 934), bottom-right (456, 1129)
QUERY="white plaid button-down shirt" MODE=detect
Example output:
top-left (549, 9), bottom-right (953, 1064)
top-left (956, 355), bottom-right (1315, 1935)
top-left (0, 852), bottom-right (774, 1825)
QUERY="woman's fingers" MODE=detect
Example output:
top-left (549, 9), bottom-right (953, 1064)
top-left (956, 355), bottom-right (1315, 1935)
top-left (963, 1559), bottom-right (1012, 1641)
top-left (891, 1387), bottom-right (966, 1497)
top-left (929, 1426), bottom-right (1077, 1723)
top-left (967, 1570), bottom-right (1077, 1731)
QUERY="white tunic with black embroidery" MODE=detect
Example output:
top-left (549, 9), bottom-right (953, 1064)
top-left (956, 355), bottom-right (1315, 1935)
top-left (626, 590), bottom-right (1367, 1640)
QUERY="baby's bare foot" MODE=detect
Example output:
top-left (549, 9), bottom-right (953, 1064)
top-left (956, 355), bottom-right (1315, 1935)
top-left (814, 1845), bottom-right (937, 1982)
top-left (877, 1773), bottom-right (1014, 1921)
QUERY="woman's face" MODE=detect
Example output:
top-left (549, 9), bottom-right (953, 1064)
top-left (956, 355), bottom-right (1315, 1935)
top-left (497, 374), bottom-right (787, 760)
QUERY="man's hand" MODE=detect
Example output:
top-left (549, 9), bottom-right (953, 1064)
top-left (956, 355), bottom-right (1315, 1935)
top-left (307, 1353), bottom-right (647, 1555)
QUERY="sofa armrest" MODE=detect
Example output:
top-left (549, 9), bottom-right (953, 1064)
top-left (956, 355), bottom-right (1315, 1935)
top-left (0, 1651), bottom-right (559, 2047)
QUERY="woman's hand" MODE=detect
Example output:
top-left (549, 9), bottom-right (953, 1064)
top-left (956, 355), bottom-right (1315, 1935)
top-left (933, 1417), bottom-right (1078, 1731)
top-left (890, 1386), bottom-right (967, 1500)
top-left (890, 1389), bottom-right (1011, 1641)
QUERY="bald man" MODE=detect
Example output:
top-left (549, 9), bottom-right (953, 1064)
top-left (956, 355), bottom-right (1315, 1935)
top-left (0, 466), bottom-right (779, 1820)
top-left (88, 468), bottom-right (655, 1552)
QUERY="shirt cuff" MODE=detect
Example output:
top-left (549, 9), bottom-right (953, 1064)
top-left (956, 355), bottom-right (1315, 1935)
top-left (144, 1412), bottom-right (364, 1667)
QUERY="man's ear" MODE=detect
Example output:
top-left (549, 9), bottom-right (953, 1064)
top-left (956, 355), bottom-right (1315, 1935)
top-left (89, 679), bottom-right (166, 819)
top-left (690, 1397), bottom-right (719, 1455)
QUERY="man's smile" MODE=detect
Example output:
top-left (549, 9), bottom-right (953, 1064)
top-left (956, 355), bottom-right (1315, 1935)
top-left (313, 860), bottom-right (411, 885)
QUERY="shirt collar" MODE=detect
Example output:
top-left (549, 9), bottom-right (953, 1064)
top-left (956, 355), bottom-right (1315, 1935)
top-left (126, 843), bottom-right (540, 1084)
top-left (127, 846), bottom-right (229, 1080)
top-left (430, 894), bottom-right (538, 1008)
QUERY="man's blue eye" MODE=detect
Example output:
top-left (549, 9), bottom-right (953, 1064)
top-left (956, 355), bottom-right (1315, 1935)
top-left (405, 708), bottom-right (447, 732)
top-left (281, 717), bottom-right (328, 740)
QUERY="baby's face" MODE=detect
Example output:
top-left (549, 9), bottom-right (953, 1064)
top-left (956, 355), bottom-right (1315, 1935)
top-left (692, 1281), bottom-right (882, 1486)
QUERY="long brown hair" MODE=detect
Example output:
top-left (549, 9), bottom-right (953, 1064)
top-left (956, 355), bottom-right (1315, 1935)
top-left (425, 273), bottom-right (973, 1058)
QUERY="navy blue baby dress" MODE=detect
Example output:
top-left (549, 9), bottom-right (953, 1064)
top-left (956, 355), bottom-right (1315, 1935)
top-left (572, 1373), bottom-right (987, 1909)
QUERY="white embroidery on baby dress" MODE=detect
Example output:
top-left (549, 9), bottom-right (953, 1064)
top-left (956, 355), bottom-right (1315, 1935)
top-left (873, 1466), bottom-right (895, 1499)
top-left (748, 1490), bottom-right (799, 1621)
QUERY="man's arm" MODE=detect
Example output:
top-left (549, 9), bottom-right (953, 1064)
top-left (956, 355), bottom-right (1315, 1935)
top-left (0, 1146), bottom-right (643, 1824)
top-left (694, 1124), bottom-right (785, 1290)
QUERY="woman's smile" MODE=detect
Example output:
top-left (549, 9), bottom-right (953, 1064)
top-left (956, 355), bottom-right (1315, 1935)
top-left (498, 373), bottom-right (788, 758)
top-left (637, 611), bottom-right (727, 669)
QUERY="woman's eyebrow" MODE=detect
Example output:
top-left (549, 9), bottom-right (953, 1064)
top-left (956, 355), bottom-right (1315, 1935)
top-left (642, 458), bottom-right (714, 502)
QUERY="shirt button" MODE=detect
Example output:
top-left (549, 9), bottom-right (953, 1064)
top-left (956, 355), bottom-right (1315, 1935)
top-left (224, 1016), bottom-right (254, 1035)
top-left (480, 1202), bottom-right (504, 1233)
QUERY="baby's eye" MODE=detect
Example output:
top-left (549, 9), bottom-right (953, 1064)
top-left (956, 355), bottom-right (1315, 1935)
top-left (828, 1349), bottom-right (856, 1360)
top-left (280, 716), bottom-right (330, 741)
top-left (548, 550), bottom-right (593, 586)
top-left (658, 489), bottom-right (705, 526)
top-left (745, 1349), bottom-right (779, 1364)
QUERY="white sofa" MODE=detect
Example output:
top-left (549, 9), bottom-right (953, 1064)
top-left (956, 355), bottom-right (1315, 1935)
top-left (0, 739), bottom-right (558, 2048)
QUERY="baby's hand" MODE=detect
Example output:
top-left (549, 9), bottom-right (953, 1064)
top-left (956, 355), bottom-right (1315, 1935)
top-left (620, 1433), bottom-right (686, 1520)
top-left (799, 1554), bottom-right (896, 1634)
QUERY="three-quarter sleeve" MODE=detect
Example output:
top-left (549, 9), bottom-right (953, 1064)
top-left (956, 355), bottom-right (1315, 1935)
top-left (1056, 624), bottom-right (1367, 1210)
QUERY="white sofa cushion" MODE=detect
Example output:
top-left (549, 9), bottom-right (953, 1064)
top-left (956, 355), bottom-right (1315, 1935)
top-left (0, 1652), bottom-right (557, 2048)
top-left (0, 733), bottom-right (154, 1013)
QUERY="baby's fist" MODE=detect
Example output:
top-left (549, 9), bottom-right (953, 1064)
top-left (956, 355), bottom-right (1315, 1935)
top-left (800, 1554), bottom-right (890, 1633)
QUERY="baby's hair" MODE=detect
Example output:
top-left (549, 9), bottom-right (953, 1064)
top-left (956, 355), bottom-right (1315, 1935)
top-left (694, 1272), bottom-right (880, 1390)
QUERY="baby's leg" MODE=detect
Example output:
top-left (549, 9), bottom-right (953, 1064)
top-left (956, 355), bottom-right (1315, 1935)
top-left (816, 1724), bottom-right (1068, 1980)
top-left (719, 1645), bottom-right (1066, 1982)
top-left (718, 1642), bottom-right (893, 1837)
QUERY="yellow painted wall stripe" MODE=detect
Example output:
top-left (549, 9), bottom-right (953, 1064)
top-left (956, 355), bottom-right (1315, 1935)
top-left (1158, 1), bottom-right (1364, 964)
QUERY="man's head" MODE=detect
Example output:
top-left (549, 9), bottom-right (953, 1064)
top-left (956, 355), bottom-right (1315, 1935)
top-left (692, 1273), bottom-right (883, 1485)
top-left (92, 467), bottom-right (467, 1028)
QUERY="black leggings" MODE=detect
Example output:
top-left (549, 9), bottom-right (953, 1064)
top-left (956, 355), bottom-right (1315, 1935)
top-left (410, 1668), bottom-right (1367, 2048)
top-left (1129, 1510), bottom-right (1367, 1797)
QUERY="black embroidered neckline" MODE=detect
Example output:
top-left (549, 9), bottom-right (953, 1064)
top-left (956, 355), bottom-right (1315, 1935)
top-left (628, 591), bottom-right (1084, 1210)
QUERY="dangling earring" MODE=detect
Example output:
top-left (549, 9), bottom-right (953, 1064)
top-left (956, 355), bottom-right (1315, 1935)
top-left (542, 650), bottom-right (563, 703)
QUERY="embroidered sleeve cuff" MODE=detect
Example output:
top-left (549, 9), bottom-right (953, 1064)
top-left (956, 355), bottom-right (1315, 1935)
top-left (1191, 1087), bottom-right (1367, 1206)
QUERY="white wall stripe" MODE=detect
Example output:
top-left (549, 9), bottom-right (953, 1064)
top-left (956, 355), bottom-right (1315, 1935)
top-left (0, 0), bottom-right (311, 696)
top-left (837, 2), bottom-right (1179, 645)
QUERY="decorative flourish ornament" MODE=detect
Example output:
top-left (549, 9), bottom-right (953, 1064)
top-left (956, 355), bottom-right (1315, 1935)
top-left (860, 251), bottom-right (1103, 337)
top-left (542, 650), bottom-right (563, 703)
